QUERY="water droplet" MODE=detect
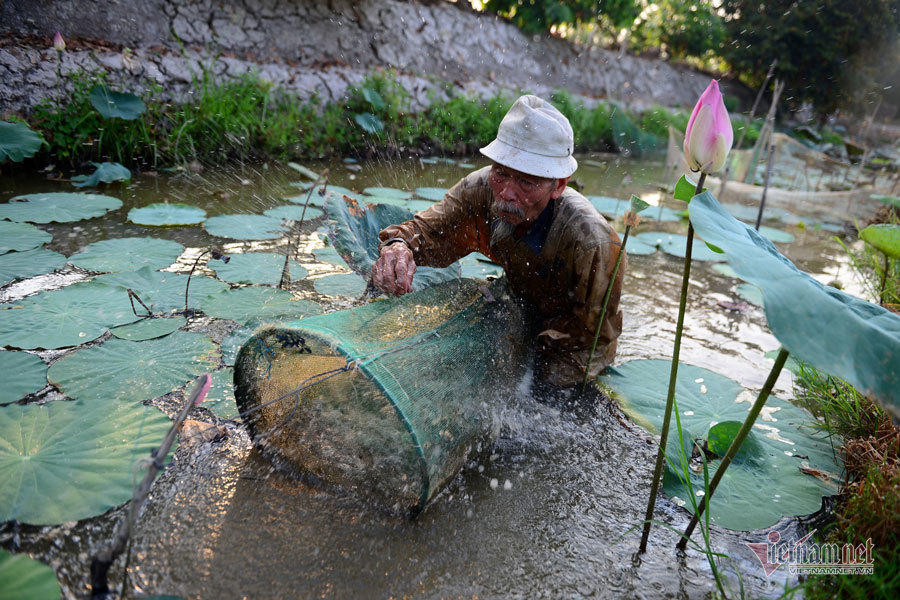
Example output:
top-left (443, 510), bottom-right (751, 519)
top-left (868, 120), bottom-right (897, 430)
top-left (490, 478), bottom-right (499, 490)
top-left (503, 479), bottom-right (512, 490)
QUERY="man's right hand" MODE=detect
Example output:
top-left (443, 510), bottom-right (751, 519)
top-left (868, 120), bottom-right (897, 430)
top-left (372, 242), bottom-right (416, 296)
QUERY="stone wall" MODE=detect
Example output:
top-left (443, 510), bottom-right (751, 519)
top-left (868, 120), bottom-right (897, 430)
top-left (0, 0), bottom-right (752, 115)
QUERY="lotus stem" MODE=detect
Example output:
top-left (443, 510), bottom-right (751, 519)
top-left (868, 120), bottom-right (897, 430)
top-left (184, 248), bottom-right (228, 315)
top-left (639, 172), bottom-right (706, 553)
top-left (755, 143), bottom-right (776, 231)
top-left (580, 225), bottom-right (630, 396)
top-left (676, 347), bottom-right (790, 551)
top-left (280, 168), bottom-right (329, 289)
top-left (880, 252), bottom-right (889, 306)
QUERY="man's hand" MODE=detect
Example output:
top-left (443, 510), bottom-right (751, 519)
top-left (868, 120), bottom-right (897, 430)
top-left (373, 242), bottom-right (416, 296)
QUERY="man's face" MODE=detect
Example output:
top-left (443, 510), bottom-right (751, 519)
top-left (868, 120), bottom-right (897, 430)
top-left (488, 164), bottom-right (565, 226)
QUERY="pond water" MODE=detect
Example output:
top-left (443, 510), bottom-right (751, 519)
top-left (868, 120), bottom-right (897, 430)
top-left (0, 154), bottom-right (880, 598)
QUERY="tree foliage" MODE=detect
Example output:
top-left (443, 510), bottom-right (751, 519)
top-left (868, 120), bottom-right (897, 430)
top-left (719, 0), bottom-right (900, 117)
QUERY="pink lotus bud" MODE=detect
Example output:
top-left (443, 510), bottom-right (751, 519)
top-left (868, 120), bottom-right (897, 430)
top-left (683, 80), bottom-right (733, 174)
top-left (53, 31), bottom-right (66, 52)
top-left (193, 373), bottom-right (212, 405)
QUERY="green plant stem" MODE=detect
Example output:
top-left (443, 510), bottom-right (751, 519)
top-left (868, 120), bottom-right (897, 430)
top-left (639, 171), bottom-right (706, 553)
top-left (879, 252), bottom-right (889, 306)
top-left (580, 225), bottom-right (630, 396)
top-left (279, 169), bottom-right (329, 289)
top-left (676, 347), bottom-right (791, 551)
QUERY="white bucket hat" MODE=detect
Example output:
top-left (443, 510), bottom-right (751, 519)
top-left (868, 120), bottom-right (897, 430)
top-left (480, 95), bottom-right (577, 179)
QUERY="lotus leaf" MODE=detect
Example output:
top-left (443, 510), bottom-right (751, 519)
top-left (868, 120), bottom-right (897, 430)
top-left (0, 549), bottom-right (60, 599)
top-left (859, 224), bottom-right (900, 259)
top-left (622, 237), bottom-right (656, 256)
top-left (364, 187), bottom-right (412, 199)
top-left (711, 263), bottom-right (739, 279)
top-left (201, 286), bottom-right (322, 324)
top-left (361, 87), bottom-right (385, 111)
top-left (459, 255), bottom-right (504, 278)
top-left (286, 162), bottom-right (320, 180)
top-left (599, 359), bottom-right (841, 530)
top-left (48, 331), bottom-right (217, 403)
top-left (457, 162), bottom-right (475, 169)
top-left (689, 191), bottom-right (900, 417)
top-left (286, 193), bottom-right (329, 208)
top-left (871, 194), bottom-right (900, 209)
top-left (0, 121), bottom-right (43, 162)
top-left (312, 246), bottom-right (348, 267)
top-left (89, 85), bottom-right (146, 120)
top-left (354, 112), bottom-right (383, 134)
top-left (71, 162), bottom-right (131, 188)
top-left (415, 187), bottom-right (449, 201)
top-left (68, 237), bottom-right (184, 272)
top-left (0, 249), bottom-right (66, 285)
top-left (313, 273), bottom-right (367, 297)
top-left (96, 267), bottom-right (228, 314)
top-left (587, 196), bottom-right (628, 218)
top-left (0, 351), bottom-right (47, 404)
top-left (362, 196), bottom-right (410, 208)
top-left (109, 316), bottom-right (186, 341)
top-left (263, 205), bottom-right (324, 221)
top-left (0, 192), bottom-right (122, 224)
top-left (221, 326), bottom-right (254, 366)
top-left (764, 349), bottom-right (803, 375)
top-left (643, 205), bottom-right (683, 222)
top-left (0, 221), bottom-right (51, 255)
top-left (758, 226), bottom-right (795, 244)
top-left (128, 203), bottom-right (207, 227)
top-left (0, 281), bottom-right (140, 349)
top-left (0, 399), bottom-right (171, 524)
top-left (407, 200), bottom-right (436, 213)
top-left (673, 175), bottom-right (704, 203)
top-left (211, 252), bottom-right (307, 285)
top-left (205, 368), bottom-right (239, 419)
top-left (736, 283), bottom-right (764, 307)
top-left (635, 231), bottom-right (724, 262)
top-left (204, 214), bottom-right (287, 240)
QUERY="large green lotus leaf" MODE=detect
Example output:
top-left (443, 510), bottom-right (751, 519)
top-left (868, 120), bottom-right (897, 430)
top-left (635, 231), bottom-right (724, 261)
top-left (0, 221), bottom-right (51, 255)
top-left (312, 246), bottom-right (348, 267)
top-left (325, 195), bottom-right (460, 290)
top-left (211, 252), bottom-right (307, 285)
top-left (128, 203), bottom-right (207, 227)
top-left (415, 187), bottom-right (449, 201)
top-left (459, 254), bottom-right (504, 278)
top-left (407, 199), bottom-right (436, 213)
top-left (587, 196), bottom-right (628, 218)
top-left (600, 359), bottom-right (841, 530)
top-left (758, 226), bottom-right (795, 244)
top-left (263, 205), bottom-right (324, 221)
top-left (286, 162), bottom-right (320, 180)
top-left (0, 121), bottom-right (43, 162)
top-left (71, 162), bottom-right (131, 188)
top-left (361, 196), bottom-right (410, 208)
top-left (364, 187), bottom-right (412, 199)
top-left (313, 273), bottom-right (367, 297)
top-left (204, 368), bottom-right (239, 419)
top-left (68, 237), bottom-right (184, 272)
top-left (689, 191), bottom-right (900, 417)
top-left (711, 263), bottom-right (739, 279)
top-left (859, 224), bottom-right (900, 259)
top-left (0, 281), bottom-right (140, 349)
top-left (0, 549), bottom-right (60, 599)
top-left (736, 283), bottom-right (764, 307)
top-left (286, 192), bottom-right (328, 208)
top-left (204, 214), bottom-right (287, 240)
top-left (0, 192), bottom-right (122, 224)
top-left (201, 286), bottom-right (322, 324)
top-left (0, 249), bottom-right (66, 285)
top-left (109, 316), bottom-right (186, 341)
top-left (621, 235), bottom-right (656, 256)
top-left (221, 326), bottom-right (254, 366)
top-left (48, 331), bottom-right (217, 403)
top-left (0, 399), bottom-right (171, 524)
top-left (89, 85), bottom-right (146, 120)
top-left (95, 267), bottom-right (228, 314)
top-left (0, 351), bottom-right (47, 404)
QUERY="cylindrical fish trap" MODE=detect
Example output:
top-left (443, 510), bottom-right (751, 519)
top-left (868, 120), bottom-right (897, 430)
top-left (234, 278), bottom-right (529, 515)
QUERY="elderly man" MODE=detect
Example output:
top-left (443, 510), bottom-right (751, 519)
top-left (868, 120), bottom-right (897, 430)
top-left (373, 95), bottom-right (625, 392)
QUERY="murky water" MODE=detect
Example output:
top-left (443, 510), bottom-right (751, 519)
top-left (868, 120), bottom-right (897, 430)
top-left (0, 154), bottom-right (878, 598)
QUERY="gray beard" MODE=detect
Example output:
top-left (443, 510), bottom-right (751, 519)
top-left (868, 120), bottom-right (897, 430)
top-left (490, 218), bottom-right (516, 249)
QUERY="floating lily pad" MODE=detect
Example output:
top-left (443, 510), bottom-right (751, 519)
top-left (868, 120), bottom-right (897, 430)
top-left (600, 360), bottom-right (841, 530)
top-left (635, 231), bottom-right (724, 261)
top-left (361, 195), bottom-right (409, 208)
top-left (221, 326), bottom-right (254, 366)
top-left (109, 316), bottom-right (186, 341)
top-left (71, 162), bottom-right (131, 188)
top-left (0, 549), bottom-right (60, 599)
top-left (0, 399), bottom-right (171, 524)
top-left (711, 263), bottom-right (739, 278)
top-left (459, 255), bottom-right (504, 278)
top-left (860, 224), bottom-right (900, 259)
top-left (689, 191), bottom-right (900, 418)
top-left (0, 352), bottom-right (47, 404)
top-left (211, 252), bottom-right (307, 285)
top-left (312, 246), bottom-right (348, 267)
top-left (313, 273), bottom-right (367, 297)
top-left (293, 184), bottom-right (353, 198)
top-left (89, 85), bottom-right (146, 120)
top-left (407, 200), bottom-right (436, 213)
top-left (415, 187), bottom-right (449, 201)
top-left (758, 226), bottom-right (795, 244)
top-left (623, 237), bottom-right (657, 256)
top-left (0, 249), bottom-right (66, 285)
top-left (286, 162), bottom-right (320, 180)
top-left (204, 214), bottom-right (287, 240)
top-left (263, 205), bottom-right (324, 221)
top-left (0, 192), bottom-right (122, 224)
top-left (764, 349), bottom-right (803, 375)
top-left (587, 196), bottom-right (628, 218)
top-left (0, 281), bottom-right (140, 349)
top-left (736, 283), bottom-right (764, 307)
top-left (0, 121), bottom-right (43, 162)
top-left (128, 203), bottom-right (207, 227)
top-left (205, 368), bottom-right (239, 419)
top-left (0, 221), bottom-right (51, 255)
top-left (96, 267), bottom-right (228, 314)
top-left (201, 286), bottom-right (322, 324)
top-left (48, 331), bottom-right (217, 403)
top-left (364, 187), bottom-right (412, 200)
top-left (68, 237), bottom-right (184, 272)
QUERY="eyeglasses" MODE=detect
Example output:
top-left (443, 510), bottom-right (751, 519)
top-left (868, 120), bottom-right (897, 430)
top-left (489, 166), bottom-right (553, 195)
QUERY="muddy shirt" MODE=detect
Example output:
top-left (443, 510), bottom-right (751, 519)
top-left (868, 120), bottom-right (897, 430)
top-left (380, 166), bottom-right (625, 386)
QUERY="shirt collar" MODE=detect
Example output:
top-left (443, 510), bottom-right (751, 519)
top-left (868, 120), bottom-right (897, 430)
top-left (519, 197), bottom-right (556, 254)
